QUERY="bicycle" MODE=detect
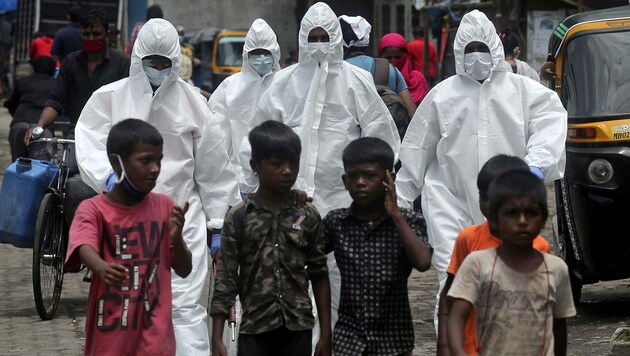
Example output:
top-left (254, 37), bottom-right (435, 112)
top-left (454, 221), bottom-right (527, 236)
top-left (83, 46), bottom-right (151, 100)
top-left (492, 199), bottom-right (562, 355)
top-left (31, 137), bottom-right (76, 320)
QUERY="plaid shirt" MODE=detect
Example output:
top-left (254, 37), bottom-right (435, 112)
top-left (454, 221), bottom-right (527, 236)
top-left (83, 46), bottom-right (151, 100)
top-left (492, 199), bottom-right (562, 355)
top-left (324, 205), bottom-right (430, 356)
top-left (210, 194), bottom-right (328, 334)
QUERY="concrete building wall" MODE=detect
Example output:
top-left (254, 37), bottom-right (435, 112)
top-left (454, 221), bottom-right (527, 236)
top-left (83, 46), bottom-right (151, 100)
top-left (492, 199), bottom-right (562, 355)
top-left (156, 0), bottom-right (300, 61)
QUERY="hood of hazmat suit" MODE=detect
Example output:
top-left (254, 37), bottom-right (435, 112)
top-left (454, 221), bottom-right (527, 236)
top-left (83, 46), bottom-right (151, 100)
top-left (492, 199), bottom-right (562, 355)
top-left (75, 18), bottom-right (239, 355)
top-left (395, 9), bottom-right (567, 291)
top-left (453, 9), bottom-right (506, 80)
top-left (241, 2), bottom-right (401, 216)
top-left (208, 18), bottom-right (280, 188)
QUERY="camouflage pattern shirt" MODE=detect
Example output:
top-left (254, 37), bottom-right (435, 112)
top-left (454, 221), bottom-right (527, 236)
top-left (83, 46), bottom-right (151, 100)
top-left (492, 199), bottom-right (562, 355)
top-left (210, 193), bottom-right (328, 334)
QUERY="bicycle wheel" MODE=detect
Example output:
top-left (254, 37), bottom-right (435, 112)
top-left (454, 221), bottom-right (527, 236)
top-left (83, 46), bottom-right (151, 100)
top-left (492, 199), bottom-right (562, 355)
top-left (32, 192), bottom-right (66, 320)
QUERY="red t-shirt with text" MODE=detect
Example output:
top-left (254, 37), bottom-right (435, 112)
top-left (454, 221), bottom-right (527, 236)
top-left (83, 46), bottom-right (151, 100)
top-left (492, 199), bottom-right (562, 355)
top-left (66, 193), bottom-right (176, 356)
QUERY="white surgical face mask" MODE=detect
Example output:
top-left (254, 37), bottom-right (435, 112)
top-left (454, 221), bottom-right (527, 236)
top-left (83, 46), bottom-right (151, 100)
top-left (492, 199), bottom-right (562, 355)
top-left (249, 54), bottom-right (275, 76)
top-left (308, 42), bottom-right (330, 62)
top-left (464, 52), bottom-right (493, 81)
top-left (143, 65), bottom-right (172, 87)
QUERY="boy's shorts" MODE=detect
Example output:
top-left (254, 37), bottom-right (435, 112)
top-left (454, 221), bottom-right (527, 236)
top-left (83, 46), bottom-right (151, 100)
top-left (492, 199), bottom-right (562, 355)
top-left (237, 325), bottom-right (311, 356)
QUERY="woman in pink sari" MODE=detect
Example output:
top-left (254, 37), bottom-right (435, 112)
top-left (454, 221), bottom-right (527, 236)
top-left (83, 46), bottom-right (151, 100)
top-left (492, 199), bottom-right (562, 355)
top-left (378, 33), bottom-right (429, 105)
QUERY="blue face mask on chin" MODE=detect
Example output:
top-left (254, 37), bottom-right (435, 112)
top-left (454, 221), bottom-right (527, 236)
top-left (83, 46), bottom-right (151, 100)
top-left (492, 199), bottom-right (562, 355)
top-left (143, 65), bottom-right (172, 87)
top-left (116, 155), bottom-right (149, 200)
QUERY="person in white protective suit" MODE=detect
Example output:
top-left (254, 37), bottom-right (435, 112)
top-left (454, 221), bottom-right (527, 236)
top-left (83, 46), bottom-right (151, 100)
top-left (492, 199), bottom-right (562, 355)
top-left (206, 18), bottom-right (281, 356)
top-left (74, 18), bottom-right (240, 355)
top-left (395, 9), bottom-right (567, 331)
top-left (209, 18), bottom-right (281, 192)
top-left (240, 0), bottom-right (401, 341)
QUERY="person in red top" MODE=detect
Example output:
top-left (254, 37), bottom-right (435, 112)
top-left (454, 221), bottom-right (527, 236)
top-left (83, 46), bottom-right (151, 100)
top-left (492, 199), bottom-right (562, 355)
top-left (65, 119), bottom-right (192, 356)
top-left (436, 154), bottom-right (551, 356)
top-left (29, 31), bottom-right (54, 59)
top-left (407, 27), bottom-right (438, 86)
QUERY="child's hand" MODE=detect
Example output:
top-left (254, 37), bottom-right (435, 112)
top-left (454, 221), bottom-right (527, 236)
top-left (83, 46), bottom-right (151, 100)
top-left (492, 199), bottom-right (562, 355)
top-left (291, 189), bottom-right (313, 208)
top-left (171, 202), bottom-right (193, 278)
top-left (211, 339), bottom-right (227, 356)
top-left (98, 263), bottom-right (128, 285)
top-left (314, 332), bottom-right (331, 356)
top-left (170, 202), bottom-right (189, 241)
top-left (383, 170), bottom-right (401, 218)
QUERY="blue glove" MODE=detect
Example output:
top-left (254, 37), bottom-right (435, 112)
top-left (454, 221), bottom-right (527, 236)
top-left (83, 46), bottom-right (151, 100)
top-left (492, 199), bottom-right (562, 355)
top-left (106, 172), bottom-right (118, 191)
top-left (529, 166), bottom-right (544, 181)
top-left (210, 232), bottom-right (221, 258)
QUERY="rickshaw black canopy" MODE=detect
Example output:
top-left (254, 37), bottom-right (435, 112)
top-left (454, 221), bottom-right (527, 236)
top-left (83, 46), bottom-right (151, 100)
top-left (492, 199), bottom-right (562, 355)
top-left (548, 5), bottom-right (630, 61)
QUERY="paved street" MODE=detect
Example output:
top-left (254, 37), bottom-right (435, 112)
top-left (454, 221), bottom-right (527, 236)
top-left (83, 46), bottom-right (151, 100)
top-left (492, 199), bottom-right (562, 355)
top-left (0, 107), bottom-right (88, 355)
top-left (0, 106), bottom-right (628, 355)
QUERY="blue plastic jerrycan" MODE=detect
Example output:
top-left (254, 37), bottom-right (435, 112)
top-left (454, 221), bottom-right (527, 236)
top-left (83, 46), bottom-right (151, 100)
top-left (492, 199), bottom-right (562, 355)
top-left (0, 158), bottom-right (59, 248)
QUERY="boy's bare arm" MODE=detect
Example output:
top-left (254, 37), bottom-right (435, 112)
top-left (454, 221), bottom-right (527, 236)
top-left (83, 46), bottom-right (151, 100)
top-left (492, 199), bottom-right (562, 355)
top-left (79, 245), bottom-right (128, 285)
top-left (312, 277), bottom-right (332, 356)
top-left (448, 298), bottom-right (472, 356)
top-left (437, 274), bottom-right (455, 356)
top-left (384, 170), bottom-right (432, 271)
top-left (553, 318), bottom-right (567, 356)
top-left (210, 208), bottom-right (242, 356)
top-left (211, 314), bottom-right (228, 356)
top-left (170, 202), bottom-right (192, 278)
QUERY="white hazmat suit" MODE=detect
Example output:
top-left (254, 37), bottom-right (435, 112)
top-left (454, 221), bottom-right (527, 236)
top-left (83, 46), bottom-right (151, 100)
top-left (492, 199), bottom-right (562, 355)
top-left (209, 18), bottom-right (280, 188)
top-left (396, 9), bottom-right (567, 326)
top-left (241, 1), bottom-right (401, 338)
top-left (75, 19), bottom-right (240, 355)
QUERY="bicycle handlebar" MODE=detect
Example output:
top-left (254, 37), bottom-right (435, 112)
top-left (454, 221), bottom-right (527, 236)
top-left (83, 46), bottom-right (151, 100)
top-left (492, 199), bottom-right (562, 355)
top-left (31, 138), bottom-right (75, 145)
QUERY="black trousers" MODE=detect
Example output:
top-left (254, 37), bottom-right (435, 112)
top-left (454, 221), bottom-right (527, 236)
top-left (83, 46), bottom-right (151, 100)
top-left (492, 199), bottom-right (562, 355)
top-left (237, 326), bottom-right (311, 356)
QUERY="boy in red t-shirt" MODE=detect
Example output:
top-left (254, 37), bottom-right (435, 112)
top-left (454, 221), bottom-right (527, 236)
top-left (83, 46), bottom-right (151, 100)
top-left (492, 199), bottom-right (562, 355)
top-left (66, 118), bottom-right (192, 356)
top-left (436, 154), bottom-right (551, 356)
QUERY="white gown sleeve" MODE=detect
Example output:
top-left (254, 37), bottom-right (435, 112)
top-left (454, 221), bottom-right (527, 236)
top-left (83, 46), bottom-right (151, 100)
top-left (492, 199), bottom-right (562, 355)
top-left (523, 82), bottom-right (567, 181)
top-left (396, 88), bottom-right (442, 208)
top-left (194, 108), bottom-right (241, 229)
top-left (75, 92), bottom-right (115, 194)
top-left (207, 82), bottom-right (233, 158)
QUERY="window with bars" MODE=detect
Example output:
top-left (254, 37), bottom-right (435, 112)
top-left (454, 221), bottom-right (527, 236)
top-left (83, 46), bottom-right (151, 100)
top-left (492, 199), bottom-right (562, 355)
top-left (396, 4), bottom-right (405, 35)
top-left (375, 0), bottom-right (413, 42)
top-left (14, 0), bottom-right (36, 63)
top-left (381, 4), bottom-right (391, 34)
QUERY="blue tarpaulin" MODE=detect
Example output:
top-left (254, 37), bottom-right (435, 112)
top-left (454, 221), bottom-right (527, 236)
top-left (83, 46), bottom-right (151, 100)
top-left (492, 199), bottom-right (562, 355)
top-left (0, 0), bottom-right (16, 14)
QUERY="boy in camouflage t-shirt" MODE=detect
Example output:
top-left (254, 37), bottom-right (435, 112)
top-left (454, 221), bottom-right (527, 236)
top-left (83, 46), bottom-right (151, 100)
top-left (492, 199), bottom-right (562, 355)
top-left (210, 121), bottom-right (331, 356)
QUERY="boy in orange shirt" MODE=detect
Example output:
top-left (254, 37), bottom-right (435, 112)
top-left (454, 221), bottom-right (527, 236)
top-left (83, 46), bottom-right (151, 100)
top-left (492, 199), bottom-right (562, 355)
top-left (436, 154), bottom-right (551, 356)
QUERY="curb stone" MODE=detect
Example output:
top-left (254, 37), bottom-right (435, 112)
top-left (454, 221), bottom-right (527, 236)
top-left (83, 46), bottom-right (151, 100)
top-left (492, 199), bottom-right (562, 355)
top-left (609, 327), bottom-right (630, 356)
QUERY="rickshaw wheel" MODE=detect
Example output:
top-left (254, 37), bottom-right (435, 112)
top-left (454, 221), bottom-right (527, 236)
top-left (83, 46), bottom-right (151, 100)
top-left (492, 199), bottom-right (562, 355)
top-left (555, 179), bottom-right (583, 304)
top-left (569, 268), bottom-right (582, 303)
top-left (32, 193), bottom-right (66, 320)
top-left (551, 215), bottom-right (566, 260)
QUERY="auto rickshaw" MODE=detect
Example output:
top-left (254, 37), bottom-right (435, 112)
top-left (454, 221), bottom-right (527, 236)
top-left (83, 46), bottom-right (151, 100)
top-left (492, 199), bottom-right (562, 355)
top-left (211, 30), bottom-right (247, 86)
top-left (188, 28), bottom-right (247, 91)
top-left (542, 5), bottom-right (630, 302)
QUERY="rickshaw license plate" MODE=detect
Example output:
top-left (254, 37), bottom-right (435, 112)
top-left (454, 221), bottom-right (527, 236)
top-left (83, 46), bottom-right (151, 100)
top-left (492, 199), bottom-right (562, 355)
top-left (612, 125), bottom-right (630, 140)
